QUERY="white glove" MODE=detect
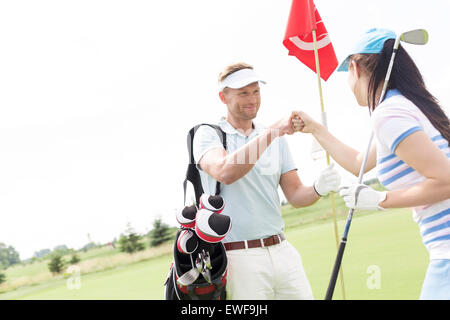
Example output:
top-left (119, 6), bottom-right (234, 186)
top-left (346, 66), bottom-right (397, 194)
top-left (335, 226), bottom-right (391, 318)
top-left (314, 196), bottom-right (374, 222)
top-left (339, 183), bottom-right (387, 211)
top-left (314, 163), bottom-right (341, 196)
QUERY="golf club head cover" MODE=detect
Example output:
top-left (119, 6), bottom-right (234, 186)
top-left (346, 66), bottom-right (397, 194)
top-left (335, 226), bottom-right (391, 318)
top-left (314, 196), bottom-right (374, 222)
top-left (199, 193), bottom-right (225, 214)
top-left (195, 209), bottom-right (232, 243)
top-left (176, 205), bottom-right (197, 228)
top-left (176, 229), bottom-right (199, 254)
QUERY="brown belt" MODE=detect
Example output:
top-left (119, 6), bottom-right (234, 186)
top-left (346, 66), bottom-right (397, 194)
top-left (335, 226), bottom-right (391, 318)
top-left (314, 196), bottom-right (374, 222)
top-left (224, 234), bottom-right (286, 251)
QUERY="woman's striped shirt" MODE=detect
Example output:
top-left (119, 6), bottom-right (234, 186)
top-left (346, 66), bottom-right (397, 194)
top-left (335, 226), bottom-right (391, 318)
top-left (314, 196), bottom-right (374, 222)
top-left (372, 89), bottom-right (450, 260)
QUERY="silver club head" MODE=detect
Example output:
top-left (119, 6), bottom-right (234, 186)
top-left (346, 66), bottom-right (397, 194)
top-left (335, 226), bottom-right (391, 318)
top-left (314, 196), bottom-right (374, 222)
top-left (176, 268), bottom-right (200, 286)
top-left (400, 29), bottom-right (429, 45)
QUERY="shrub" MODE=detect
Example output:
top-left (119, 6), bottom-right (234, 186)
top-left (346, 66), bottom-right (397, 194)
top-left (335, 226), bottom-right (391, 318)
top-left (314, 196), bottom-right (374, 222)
top-left (48, 254), bottom-right (66, 274)
top-left (118, 224), bottom-right (145, 254)
top-left (149, 218), bottom-right (172, 247)
top-left (69, 254), bottom-right (81, 265)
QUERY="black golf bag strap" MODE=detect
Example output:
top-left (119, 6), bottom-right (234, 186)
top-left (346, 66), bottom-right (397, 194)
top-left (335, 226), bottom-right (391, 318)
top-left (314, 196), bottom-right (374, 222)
top-left (183, 123), bottom-right (227, 206)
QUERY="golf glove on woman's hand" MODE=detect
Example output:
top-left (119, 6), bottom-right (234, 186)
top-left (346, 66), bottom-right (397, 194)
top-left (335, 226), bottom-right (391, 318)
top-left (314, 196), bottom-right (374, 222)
top-left (339, 184), bottom-right (387, 211)
top-left (314, 163), bottom-right (341, 196)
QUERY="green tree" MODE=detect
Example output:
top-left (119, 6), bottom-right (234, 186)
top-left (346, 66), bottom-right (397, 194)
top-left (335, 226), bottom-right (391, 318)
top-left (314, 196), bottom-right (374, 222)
top-left (0, 272), bottom-right (6, 285)
top-left (48, 254), bottom-right (66, 274)
top-left (149, 218), bottom-right (172, 247)
top-left (0, 243), bottom-right (20, 269)
top-left (118, 224), bottom-right (145, 254)
top-left (69, 254), bottom-right (80, 265)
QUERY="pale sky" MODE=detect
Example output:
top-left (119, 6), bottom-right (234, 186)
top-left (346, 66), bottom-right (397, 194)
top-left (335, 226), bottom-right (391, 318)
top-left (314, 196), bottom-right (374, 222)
top-left (1, 0), bottom-right (449, 259)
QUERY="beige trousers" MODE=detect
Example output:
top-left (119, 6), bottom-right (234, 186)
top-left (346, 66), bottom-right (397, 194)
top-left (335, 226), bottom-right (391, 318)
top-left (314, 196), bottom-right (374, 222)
top-left (225, 240), bottom-right (313, 300)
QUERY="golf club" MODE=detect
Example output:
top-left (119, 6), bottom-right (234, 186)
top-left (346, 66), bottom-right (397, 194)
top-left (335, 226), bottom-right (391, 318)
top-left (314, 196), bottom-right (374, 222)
top-left (203, 250), bottom-right (212, 270)
top-left (176, 267), bottom-right (200, 286)
top-left (324, 29), bottom-right (429, 300)
top-left (195, 254), bottom-right (203, 274)
top-left (201, 250), bottom-right (212, 284)
top-left (177, 254), bottom-right (201, 286)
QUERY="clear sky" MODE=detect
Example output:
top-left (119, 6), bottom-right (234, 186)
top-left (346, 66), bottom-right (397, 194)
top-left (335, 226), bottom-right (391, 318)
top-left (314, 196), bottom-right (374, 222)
top-left (0, 0), bottom-right (449, 259)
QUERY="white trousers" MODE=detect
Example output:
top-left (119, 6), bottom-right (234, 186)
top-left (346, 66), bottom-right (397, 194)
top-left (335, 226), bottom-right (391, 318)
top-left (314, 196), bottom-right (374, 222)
top-left (225, 240), bottom-right (313, 300)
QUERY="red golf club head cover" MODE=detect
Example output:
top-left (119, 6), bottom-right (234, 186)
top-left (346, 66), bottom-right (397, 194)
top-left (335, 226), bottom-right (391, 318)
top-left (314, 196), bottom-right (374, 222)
top-left (199, 193), bottom-right (225, 214)
top-left (176, 229), bottom-right (199, 254)
top-left (176, 205), bottom-right (197, 229)
top-left (195, 209), bottom-right (232, 243)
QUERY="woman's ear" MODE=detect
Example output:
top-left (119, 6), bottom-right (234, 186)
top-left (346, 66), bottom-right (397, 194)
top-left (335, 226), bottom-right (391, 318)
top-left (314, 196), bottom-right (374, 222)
top-left (349, 60), bottom-right (361, 79)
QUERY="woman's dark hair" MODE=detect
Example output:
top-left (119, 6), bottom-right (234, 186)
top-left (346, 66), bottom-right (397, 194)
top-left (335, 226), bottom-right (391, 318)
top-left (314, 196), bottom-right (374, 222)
top-left (349, 39), bottom-right (450, 144)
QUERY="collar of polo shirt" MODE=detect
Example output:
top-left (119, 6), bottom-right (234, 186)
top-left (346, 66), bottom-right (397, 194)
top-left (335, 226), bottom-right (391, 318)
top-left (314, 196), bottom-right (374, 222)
top-left (218, 117), bottom-right (264, 138)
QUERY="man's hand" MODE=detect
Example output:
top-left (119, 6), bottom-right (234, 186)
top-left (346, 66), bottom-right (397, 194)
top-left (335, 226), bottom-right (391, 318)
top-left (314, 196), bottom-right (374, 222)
top-left (314, 163), bottom-right (341, 196)
top-left (269, 114), bottom-right (298, 136)
top-left (339, 184), bottom-right (387, 210)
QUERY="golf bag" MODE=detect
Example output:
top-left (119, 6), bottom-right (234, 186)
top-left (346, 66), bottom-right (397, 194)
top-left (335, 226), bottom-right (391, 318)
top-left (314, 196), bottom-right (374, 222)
top-left (164, 124), bottom-right (230, 300)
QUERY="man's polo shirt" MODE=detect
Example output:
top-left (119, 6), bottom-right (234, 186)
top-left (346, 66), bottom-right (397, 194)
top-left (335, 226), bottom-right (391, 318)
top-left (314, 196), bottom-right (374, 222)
top-left (193, 117), bottom-right (297, 242)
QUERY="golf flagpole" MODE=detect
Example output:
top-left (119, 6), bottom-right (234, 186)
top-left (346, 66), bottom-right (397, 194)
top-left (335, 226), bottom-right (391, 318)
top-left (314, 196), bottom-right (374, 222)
top-left (311, 28), bottom-right (346, 300)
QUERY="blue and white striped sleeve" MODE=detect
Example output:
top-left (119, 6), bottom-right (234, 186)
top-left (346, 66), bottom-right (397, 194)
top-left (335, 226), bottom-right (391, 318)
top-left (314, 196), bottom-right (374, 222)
top-left (372, 106), bottom-right (423, 153)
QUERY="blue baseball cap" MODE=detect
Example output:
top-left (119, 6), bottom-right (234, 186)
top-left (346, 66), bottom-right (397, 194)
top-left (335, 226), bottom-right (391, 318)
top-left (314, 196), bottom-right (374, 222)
top-left (337, 28), bottom-right (397, 72)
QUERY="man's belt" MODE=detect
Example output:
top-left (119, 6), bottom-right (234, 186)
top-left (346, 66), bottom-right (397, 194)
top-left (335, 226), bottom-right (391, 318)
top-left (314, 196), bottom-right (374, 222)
top-left (224, 234), bottom-right (286, 251)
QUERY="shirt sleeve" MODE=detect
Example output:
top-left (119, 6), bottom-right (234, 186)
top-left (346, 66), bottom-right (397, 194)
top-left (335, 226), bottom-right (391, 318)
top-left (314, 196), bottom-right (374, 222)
top-left (192, 125), bottom-right (224, 170)
top-left (372, 105), bottom-right (423, 153)
top-left (279, 136), bottom-right (297, 175)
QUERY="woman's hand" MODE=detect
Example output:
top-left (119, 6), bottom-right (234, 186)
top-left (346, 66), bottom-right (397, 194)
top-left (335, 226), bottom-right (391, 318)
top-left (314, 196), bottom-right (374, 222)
top-left (339, 183), bottom-right (387, 210)
top-left (291, 111), bottom-right (321, 134)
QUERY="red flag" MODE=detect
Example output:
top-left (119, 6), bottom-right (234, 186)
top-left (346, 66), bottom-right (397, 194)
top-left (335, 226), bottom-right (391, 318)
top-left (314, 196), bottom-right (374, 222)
top-left (283, 0), bottom-right (338, 81)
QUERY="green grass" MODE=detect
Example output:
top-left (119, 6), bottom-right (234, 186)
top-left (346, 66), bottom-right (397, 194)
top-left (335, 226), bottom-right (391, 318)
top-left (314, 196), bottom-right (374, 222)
top-left (287, 208), bottom-right (428, 299)
top-left (4, 246), bottom-right (117, 280)
top-left (2, 254), bottom-right (172, 300)
top-left (282, 193), bottom-right (349, 230)
top-left (0, 191), bottom-right (429, 300)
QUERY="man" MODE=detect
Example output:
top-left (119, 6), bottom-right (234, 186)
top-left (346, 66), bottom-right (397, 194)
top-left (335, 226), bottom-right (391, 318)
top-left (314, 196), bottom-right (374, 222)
top-left (193, 62), bottom-right (340, 299)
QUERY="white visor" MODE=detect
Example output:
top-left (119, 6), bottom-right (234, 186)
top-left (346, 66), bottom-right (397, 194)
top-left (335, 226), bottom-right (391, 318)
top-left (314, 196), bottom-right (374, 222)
top-left (219, 68), bottom-right (266, 90)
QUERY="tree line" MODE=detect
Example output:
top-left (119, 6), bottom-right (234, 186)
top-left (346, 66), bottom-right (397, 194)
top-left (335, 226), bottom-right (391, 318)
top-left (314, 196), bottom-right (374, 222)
top-left (0, 218), bottom-right (174, 284)
top-left (47, 218), bottom-right (173, 274)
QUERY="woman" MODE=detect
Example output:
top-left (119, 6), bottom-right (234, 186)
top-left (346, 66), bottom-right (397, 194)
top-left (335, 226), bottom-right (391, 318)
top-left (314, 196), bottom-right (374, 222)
top-left (292, 28), bottom-right (450, 299)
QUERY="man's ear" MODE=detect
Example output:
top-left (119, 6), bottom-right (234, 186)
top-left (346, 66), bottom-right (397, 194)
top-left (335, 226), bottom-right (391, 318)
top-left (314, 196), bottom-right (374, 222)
top-left (218, 90), bottom-right (227, 104)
